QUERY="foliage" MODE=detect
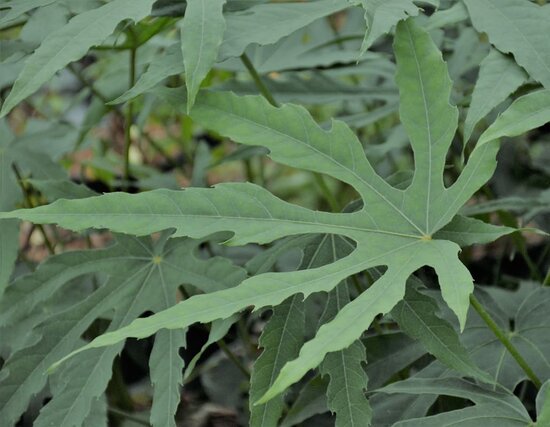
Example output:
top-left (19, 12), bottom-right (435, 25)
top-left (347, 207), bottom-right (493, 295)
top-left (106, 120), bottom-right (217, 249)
top-left (0, 0), bottom-right (549, 426)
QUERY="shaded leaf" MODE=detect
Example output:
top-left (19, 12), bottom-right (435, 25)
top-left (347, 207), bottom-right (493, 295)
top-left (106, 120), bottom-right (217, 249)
top-left (0, 0), bottom-right (157, 116)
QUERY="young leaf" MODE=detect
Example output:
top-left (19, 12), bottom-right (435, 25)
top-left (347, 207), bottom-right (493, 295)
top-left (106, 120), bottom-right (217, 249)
top-left (478, 89), bottom-right (550, 146)
top-left (463, 0), bottom-right (550, 90)
top-left (0, 0), bottom-right (157, 117)
top-left (463, 49), bottom-right (528, 144)
top-left (180, 0), bottom-right (226, 113)
top-left (0, 19), bottom-right (519, 405)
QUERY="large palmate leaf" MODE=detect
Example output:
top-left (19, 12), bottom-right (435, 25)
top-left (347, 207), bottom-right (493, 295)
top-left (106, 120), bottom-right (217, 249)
top-left (1, 19), bottom-right (518, 405)
top-left (180, 0), bottom-right (226, 112)
top-left (0, 0), bottom-right (157, 117)
top-left (463, 0), bottom-right (550, 90)
top-left (0, 234), bottom-right (247, 427)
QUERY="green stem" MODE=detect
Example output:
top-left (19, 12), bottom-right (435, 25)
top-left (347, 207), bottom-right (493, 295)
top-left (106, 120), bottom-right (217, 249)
top-left (108, 407), bottom-right (150, 427)
top-left (123, 32), bottom-right (138, 187)
top-left (12, 165), bottom-right (55, 254)
top-left (469, 294), bottom-right (542, 389)
top-left (240, 53), bottom-right (278, 107)
top-left (543, 268), bottom-right (550, 287)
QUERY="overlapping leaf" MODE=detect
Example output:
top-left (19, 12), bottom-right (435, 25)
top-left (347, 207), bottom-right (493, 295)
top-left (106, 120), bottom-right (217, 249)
top-left (357, 0), bottom-right (438, 55)
top-left (463, 0), bottom-right (550, 90)
top-left (0, 19), bottom-right (518, 406)
top-left (463, 49), bottom-right (528, 144)
top-left (379, 378), bottom-right (533, 426)
top-left (0, 0), bottom-right (157, 116)
top-left (0, 234), bottom-right (247, 427)
top-left (180, 0), bottom-right (226, 112)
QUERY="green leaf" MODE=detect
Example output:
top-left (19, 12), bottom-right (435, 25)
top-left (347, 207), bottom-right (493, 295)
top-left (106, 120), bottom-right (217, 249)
top-left (478, 89), bottom-right (550, 146)
top-left (358, 0), bottom-right (422, 55)
top-left (463, 0), bottom-right (550, 90)
top-left (149, 329), bottom-right (186, 427)
top-left (250, 295), bottom-right (305, 427)
top-left (0, 0), bottom-right (157, 117)
top-left (320, 283), bottom-right (372, 426)
top-left (0, 19), bottom-right (515, 405)
top-left (0, 219), bottom-right (18, 294)
top-left (217, 74), bottom-right (397, 105)
top-left (392, 285), bottom-right (491, 382)
top-left (364, 332), bottom-right (426, 390)
top-left (181, 0), bottom-right (226, 113)
top-left (434, 215), bottom-right (516, 247)
top-left (0, 235), bottom-right (247, 426)
top-left (0, 0), bottom-right (57, 26)
top-left (110, 42), bottom-right (183, 105)
top-left (280, 376), bottom-right (329, 427)
top-left (380, 378), bottom-right (532, 426)
top-left (219, 0), bottom-right (351, 60)
top-left (28, 179), bottom-right (98, 201)
top-left (463, 49), bottom-right (528, 144)
top-left (536, 381), bottom-right (550, 426)
top-left (462, 285), bottom-right (550, 390)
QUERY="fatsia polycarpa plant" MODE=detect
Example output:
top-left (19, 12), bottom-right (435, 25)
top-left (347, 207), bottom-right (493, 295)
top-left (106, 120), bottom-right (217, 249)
top-left (1, 17), bottom-right (533, 411)
top-left (2, 0), bottom-right (550, 425)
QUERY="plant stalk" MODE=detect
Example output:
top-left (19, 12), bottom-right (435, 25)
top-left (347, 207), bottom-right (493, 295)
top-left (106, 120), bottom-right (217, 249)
top-left (240, 53), bottom-right (278, 107)
top-left (469, 294), bottom-right (542, 389)
top-left (11, 165), bottom-right (55, 254)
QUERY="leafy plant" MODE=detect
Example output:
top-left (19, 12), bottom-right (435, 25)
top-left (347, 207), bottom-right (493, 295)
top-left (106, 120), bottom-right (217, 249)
top-left (0, 0), bottom-right (549, 426)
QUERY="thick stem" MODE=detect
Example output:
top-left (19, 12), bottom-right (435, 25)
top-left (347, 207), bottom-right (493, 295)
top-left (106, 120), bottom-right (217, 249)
top-left (469, 294), bottom-right (542, 389)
